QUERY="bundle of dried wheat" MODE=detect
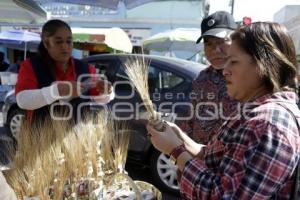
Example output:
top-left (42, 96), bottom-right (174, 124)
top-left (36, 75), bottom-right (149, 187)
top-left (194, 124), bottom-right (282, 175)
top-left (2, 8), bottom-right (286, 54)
top-left (112, 129), bottom-right (131, 173)
top-left (100, 112), bottom-right (131, 174)
top-left (124, 56), bottom-right (159, 121)
top-left (5, 119), bottom-right (65, 199)
top-left (4, 112), bottom-right (106, 199)
top-left (4, 109), bottom-right (142, 199)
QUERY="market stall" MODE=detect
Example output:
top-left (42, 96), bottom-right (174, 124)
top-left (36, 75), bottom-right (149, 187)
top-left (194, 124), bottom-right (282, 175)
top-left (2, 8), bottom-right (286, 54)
top-left (0, 30), bottom-right (40, 59)
top-left (72, 27), bottom-right (133, 53)
top-left (143, 28), bottom-right (203, 52)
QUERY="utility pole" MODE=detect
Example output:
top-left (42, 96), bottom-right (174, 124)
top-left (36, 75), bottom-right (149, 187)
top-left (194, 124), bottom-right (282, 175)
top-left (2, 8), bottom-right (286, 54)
top-left (203, 0), bottom-right (210, 17)
top-left (230, 0), bottom-right (235, 15)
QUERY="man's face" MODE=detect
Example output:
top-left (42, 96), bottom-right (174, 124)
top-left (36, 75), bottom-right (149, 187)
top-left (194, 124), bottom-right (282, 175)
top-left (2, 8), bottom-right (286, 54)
top-left (204, 36), bottom-right (231, 69)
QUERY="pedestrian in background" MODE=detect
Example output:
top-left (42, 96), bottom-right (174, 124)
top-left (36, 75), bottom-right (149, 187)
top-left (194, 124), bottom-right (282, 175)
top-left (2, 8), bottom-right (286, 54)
top-left (0, 52), bottom-right (9, 72)
top-left (148, 22), bottom-right (300, 199)
top-left (179, 11), bottom-right (237, 146)
top-left (15, 19), bottom-right (114, 124)
top-left (7, 57), bottom-right (22, 73)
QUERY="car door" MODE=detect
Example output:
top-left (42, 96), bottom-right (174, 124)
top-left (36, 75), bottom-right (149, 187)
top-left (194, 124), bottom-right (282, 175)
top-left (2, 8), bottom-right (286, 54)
top-left (147, 60), bottom-right (193, 124)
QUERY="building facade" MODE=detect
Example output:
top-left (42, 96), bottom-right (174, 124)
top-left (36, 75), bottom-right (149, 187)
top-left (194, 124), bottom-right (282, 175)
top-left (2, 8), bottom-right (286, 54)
top-left (274, 5), bottom-right (300, 74)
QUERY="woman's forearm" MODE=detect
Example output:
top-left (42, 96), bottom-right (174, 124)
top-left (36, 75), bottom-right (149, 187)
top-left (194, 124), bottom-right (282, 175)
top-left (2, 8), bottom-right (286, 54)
top-left (179, 130), bottom-right (206, 157)
top-left (177, 151), bottom-right (193, 171)
top-left (16, 83), bottom-right (61, 110)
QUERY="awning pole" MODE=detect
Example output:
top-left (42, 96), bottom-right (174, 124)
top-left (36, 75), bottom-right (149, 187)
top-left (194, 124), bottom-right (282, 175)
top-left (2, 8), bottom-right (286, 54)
top-left (24, 42), bottom-right (27, 60)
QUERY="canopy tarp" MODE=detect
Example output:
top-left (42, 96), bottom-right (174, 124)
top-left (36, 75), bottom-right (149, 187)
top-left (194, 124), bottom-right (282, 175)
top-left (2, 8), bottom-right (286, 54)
top-left (143, 28), bottom-right (203, 52)
top-left (0, 30), bottom-right (41, 59)
top-left (13, 0), bottom-right (47, 17)
top-left (46, 0), bottom-right (153, 9)
top-left (0, 0), bottom-right (46, 24)
top-left (72, 27), bottom-right (133, 53)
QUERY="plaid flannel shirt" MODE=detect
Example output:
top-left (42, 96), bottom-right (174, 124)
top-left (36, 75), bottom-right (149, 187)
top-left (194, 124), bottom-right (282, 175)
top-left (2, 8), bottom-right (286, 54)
top-left (180, 91), bottom-right (300, 199)
top-left (178, 66), bottom-right (237, 144)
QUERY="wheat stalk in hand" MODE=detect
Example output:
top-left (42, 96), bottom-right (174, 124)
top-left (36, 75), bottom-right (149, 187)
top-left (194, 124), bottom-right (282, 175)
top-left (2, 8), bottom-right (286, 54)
top-left (124, 56), bottom-right (159, 120)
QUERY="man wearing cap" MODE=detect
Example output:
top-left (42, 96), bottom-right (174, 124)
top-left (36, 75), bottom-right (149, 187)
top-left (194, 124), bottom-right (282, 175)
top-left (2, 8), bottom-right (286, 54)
top-left (179, 11), bottom-right (237, 145)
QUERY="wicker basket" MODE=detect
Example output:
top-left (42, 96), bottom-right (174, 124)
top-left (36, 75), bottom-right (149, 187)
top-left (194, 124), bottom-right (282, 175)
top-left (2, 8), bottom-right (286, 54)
top-left (104, 173), bottom-right (162, 200)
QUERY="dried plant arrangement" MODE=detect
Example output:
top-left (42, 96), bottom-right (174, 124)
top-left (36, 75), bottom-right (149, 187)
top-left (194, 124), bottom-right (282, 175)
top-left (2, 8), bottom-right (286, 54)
top-left (101, 114), bottom-right (131, 173)
top-left (4, 109), bottom-right (161, 200)
top-left (4, 115), bottom-right (97, 199)
top-left (4, 119), bottom-right (64, 200)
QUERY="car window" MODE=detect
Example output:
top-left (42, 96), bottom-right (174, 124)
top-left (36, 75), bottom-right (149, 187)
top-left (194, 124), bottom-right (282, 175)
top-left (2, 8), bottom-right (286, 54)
top-left (116, 63), bottom-right (184, 93)
top-left (89, 58), bottom-right (185, 94)
top-left (149, 66), bottom-right (184, 92)
top-left (89, 60), bottom-right (118, 82)
top-left (159, 71), bottom-right (183, 89)
top-left (115, 67), bottom-right (132, 92)
top-left (93, 62), bottom-right (109, 75)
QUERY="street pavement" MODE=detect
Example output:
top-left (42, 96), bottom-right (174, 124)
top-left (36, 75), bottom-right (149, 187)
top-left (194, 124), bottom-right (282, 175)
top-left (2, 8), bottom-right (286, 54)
top-left (0, 112), bottom-right (180, 199)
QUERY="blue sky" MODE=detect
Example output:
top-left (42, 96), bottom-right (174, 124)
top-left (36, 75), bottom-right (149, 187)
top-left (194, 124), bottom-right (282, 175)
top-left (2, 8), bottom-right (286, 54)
top-left (210, 0), bottom-right (300, 22)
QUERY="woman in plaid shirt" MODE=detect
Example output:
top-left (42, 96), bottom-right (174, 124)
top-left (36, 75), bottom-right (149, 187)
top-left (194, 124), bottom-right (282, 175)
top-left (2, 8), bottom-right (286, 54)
top-left (148, 22), bottom-right (300, 199)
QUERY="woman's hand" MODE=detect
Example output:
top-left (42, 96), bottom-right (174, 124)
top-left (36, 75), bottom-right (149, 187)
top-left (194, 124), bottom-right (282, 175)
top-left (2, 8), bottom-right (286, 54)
top-left (96, 79), bottom-right (112, 94)
top-left (147, 120), bottom-right (197, 172)
top-left (148, 120), bottom-right (205, 157)
top-left (147, 120), bottom-right (183, 155)
top-left (57, 81), bottom-right (81, 98)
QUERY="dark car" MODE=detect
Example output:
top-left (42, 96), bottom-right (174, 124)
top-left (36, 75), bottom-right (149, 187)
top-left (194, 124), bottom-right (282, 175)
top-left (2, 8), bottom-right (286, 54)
top-left (2, 54), bottom-right (206, 193)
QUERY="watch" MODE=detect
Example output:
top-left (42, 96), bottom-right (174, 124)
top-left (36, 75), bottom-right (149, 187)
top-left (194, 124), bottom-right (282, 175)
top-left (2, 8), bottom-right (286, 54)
top-left (170, 144), bottom-right (187, 160)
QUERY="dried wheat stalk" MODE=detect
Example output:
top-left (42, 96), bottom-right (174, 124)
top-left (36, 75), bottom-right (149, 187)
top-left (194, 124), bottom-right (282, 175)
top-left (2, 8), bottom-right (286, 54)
top-left (5, 109), bottom-right (134, 199)
top-left (112, 126), bottom-right (131, 173)
top-left (5, 119), bottom-right (65, 199)
top-left (124, 56), bottom-right (159, 120)
top-left (100, 113), bottom-right (120, 173)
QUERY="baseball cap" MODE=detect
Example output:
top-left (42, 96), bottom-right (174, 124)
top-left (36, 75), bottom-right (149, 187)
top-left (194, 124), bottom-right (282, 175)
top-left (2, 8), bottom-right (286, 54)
top-left (196, 11), bottom-right (237, 44)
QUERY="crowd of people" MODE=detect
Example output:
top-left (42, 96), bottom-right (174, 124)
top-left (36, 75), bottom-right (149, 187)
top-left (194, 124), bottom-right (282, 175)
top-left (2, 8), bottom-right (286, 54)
top-left (0, 10), bottom-right (300, 200)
